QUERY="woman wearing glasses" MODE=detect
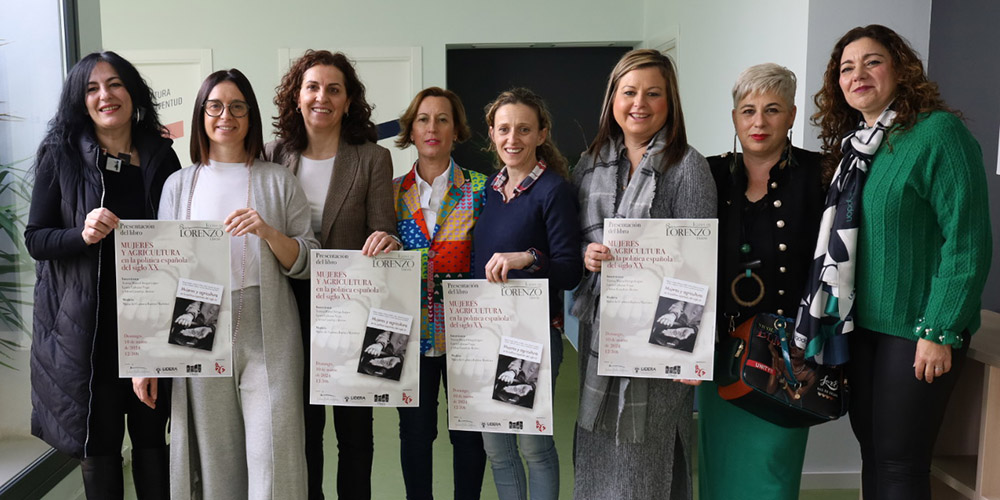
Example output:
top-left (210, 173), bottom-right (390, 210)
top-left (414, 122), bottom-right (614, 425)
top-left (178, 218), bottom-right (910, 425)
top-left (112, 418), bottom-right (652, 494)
top-left (139, 68), bottom-right (318, 500)
top-left (26, 51), bottom-right (179, 500)
top-left (264, 49), bottom-right (399, 500)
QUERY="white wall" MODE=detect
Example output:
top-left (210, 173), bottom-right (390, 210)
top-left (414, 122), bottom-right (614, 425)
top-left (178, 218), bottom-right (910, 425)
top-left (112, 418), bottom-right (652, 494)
top-left (802, 0), bottom-right (932, 150)
top-left (98, 0), bottom-right (644, 143)
top-left (663, 0), bottom-right (811, 157)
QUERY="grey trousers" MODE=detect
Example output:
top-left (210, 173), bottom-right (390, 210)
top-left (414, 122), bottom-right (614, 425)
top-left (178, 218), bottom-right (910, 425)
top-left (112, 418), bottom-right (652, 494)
top-left (171, 287), bottom-right (307, 500)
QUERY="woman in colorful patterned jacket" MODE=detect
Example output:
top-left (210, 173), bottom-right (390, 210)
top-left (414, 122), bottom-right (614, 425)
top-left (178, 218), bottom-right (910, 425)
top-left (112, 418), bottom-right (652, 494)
top-left (392, 86), bottom-right (488, 500)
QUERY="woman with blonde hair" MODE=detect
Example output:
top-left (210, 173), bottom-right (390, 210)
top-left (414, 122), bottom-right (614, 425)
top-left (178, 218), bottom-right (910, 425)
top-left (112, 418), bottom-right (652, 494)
top-left (697, 62), bottom-right (824, 500)
top-left (572, 49), bottom-right (715, 499)
top-left (475, 87), bottom-right (582, 500)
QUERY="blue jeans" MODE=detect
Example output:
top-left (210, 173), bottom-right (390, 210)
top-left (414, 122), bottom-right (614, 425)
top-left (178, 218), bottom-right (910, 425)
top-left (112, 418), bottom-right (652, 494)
top-left (398, 354), bottom-right (487, 500)
top-left (482, 329), bottom-right (563, 500)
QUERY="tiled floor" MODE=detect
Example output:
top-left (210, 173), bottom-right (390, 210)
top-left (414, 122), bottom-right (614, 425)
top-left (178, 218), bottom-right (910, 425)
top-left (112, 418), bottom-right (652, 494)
top-left (117, 338), bottom-right (860, 499)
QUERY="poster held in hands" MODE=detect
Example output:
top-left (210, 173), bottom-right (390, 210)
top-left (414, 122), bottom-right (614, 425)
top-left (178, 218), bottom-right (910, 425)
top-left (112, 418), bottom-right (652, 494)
top-left (310, 250), bottom-right (420, 407)
top-left (444, 279), bottom-right (553, 436)
top-left (598, 218), bottom-right (718, 380)
top-left (115, 220), bottom-right (232, 377)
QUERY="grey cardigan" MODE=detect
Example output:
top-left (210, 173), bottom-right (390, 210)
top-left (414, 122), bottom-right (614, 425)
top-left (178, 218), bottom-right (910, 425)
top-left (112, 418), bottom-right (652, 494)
top-left (158, 160), bottom-right (319, 498)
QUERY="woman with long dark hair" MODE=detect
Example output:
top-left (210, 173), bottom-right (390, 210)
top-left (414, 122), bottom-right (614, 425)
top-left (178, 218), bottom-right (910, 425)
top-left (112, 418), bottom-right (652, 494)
top-left (810, 25), bottom-right (990, 500)
top-left (25, 51), bottom-right (179, 499)
top-left (264, 49), bottom-right (399, 500)
top-left (148, 68), bottom-right (317, 500)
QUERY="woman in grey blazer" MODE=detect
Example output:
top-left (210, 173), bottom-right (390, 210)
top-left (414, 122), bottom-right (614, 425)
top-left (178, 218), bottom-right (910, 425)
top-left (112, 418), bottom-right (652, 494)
top-left (264, 49), bottom-right (399, 500)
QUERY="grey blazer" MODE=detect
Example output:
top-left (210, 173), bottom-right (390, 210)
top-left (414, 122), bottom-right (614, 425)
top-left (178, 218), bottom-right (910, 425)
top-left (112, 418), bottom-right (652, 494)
top-left (264, 139), bottom-right (398, 250)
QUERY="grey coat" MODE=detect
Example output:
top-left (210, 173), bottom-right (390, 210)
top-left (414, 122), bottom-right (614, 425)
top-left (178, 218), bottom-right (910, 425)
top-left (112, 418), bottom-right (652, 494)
top-left (158, 160), bottom-right (318, 499)
top-left (572, 134), bottom-right (716, 500)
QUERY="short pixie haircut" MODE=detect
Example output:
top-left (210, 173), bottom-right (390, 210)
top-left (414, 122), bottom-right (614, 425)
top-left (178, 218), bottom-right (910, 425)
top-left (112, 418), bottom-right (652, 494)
top-left (395, 87), bottom-right (471, 149)
top-left (731, 63), bottom-right (797, 109)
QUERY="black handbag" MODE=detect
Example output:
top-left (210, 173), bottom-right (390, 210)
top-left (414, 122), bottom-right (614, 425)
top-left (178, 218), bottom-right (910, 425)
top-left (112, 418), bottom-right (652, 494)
top-left (715, 313), bottom-right (848, 427)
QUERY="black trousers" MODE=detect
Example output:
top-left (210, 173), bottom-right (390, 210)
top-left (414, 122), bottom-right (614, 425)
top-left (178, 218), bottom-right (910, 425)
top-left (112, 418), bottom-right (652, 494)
top-left (292, 278), bottom-right (374, 500)
top-left (397, 354), bottom-right (486, 500)
top-left (847, 328), bottom-right (968, 500)
top-left (86, 376), bottom-right (170, 456)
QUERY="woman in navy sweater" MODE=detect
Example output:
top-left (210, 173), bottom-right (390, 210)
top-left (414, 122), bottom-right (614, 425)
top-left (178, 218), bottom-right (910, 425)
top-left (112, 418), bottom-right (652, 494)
top-left (473, 87), bottom-right (582, 500)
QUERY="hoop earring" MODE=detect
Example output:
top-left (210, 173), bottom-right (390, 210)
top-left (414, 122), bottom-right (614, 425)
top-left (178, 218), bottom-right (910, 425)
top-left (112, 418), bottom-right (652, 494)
top-left (295, 107), bottom-right (301, 114)
top-left (787, 128), bottom-right (793, 145)
top-left (134, 107), bottom-right (145, 123)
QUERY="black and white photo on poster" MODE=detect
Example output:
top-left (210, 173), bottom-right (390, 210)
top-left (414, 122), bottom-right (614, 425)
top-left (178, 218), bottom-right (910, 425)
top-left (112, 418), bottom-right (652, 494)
top-left (492, 355), bottom-right (541, 409)
top-left (167, 278), bottom-right (225, 351)
top-left (168, 299), bottom-right (221, 351)
top-left (357, 327), bottom-right (408, 381)
top-left (491, 335), bottom-right (545, 409)
top-left (649, 298), bottom-right (704, 352)
top-left (648, 277), bottom-right (710, 353)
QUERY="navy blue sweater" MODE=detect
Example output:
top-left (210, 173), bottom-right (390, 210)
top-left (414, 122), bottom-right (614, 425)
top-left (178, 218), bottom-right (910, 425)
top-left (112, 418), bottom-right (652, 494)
top-left (473, 169), bottom-right (583, 320)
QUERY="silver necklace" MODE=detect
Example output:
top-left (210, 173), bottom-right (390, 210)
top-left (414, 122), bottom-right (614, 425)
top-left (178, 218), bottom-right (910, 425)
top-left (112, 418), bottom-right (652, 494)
top-left (185, 162), bottom-right (253, 347)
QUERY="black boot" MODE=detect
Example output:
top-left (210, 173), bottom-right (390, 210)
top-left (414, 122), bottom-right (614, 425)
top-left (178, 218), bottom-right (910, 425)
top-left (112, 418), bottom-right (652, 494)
top-left (131, 447), bottom-right (169, 500)
top-left (80, 455), bottom-right (125, 500)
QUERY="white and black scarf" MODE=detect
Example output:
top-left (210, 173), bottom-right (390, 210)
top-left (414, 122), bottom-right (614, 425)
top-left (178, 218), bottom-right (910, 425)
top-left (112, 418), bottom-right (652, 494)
top-left (794, 107), bottom-right (896, 365)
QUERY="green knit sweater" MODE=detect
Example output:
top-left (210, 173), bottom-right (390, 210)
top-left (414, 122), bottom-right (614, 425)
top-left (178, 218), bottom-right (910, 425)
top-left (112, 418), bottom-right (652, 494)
top-left (855, 111), bottom-right (992, 347)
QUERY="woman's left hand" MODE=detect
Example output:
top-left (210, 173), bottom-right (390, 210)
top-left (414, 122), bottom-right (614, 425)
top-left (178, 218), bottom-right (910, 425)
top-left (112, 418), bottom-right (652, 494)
top-left (362, 231), bottom-right (400, 256)
top-left (224, 208), bottom-right (274, 239)
top-left (913, 338), bottom-right (953, 383)
top-left (132, 377), bottom-right (158, 409)
top-left (484, 251), bottom-right (534, 283)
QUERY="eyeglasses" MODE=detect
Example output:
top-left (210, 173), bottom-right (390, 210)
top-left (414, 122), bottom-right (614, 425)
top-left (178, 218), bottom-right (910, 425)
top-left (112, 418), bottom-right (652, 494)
top-left (203, 99), bottom-right (250, 118)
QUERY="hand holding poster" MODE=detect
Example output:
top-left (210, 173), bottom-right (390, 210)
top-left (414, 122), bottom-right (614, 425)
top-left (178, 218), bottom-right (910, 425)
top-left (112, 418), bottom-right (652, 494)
top-left (310, 250), bottom-right (420, 407)
top-left (444, 279), bottom-right (553, 436)
top-left (115, 220), bottom-right (232, 377)
top-left (598, 218), bottom-right (718, 380)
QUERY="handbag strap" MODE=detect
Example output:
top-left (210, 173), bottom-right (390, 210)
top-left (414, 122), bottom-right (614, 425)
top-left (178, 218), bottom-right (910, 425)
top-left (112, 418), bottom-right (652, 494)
top-left (775, 318), bottom-right (800, 389)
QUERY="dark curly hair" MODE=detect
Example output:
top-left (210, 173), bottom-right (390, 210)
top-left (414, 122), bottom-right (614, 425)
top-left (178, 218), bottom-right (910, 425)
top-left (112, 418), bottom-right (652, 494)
top-left (36, 51), bottom-right (165, 172)
top-left (272, 50), bottom-right (378, 151)
top-left (812, 24), bottom-right (955, 178)
top-left (483, 87), bottom-right (569, 178)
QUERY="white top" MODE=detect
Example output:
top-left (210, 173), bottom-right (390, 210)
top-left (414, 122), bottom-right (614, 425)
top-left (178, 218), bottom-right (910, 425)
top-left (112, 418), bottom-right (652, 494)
top-left (297, 154), bottom-right (336, 235)
top-left (188, 160), bottom-right (261, 289)
top-left (416, 163), bottom-right (452, 238)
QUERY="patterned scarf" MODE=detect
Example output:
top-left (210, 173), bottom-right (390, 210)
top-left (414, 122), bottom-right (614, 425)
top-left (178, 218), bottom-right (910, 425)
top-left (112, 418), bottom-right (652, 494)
top-left (794, 107), bottom-right (896, 365)
top-left (573, 127), bottom-right (669, 443)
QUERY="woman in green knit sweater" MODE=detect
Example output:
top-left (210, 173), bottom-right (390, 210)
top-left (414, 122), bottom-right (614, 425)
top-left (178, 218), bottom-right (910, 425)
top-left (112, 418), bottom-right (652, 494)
top-left (811, 25), bottom-right (991, 500)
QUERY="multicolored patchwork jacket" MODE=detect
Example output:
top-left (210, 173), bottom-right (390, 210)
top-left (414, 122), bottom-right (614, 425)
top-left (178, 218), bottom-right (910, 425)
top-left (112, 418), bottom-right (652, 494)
top-left (393, 160), bottom-right (487, 354)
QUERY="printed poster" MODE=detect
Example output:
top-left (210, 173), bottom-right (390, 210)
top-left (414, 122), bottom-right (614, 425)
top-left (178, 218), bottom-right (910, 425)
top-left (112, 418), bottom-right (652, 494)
top-left (444, 279), bottom-right (553, 436)
top-left (310, 250), bottom-right (420, 407)
top-left (115, 220), bottom-right (232, 377)
top-left (598, 218), bottom-right (718, 380)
